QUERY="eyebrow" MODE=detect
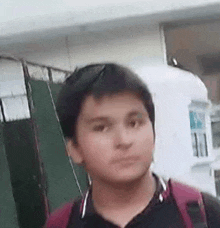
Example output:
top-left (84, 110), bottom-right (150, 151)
top-left (84, 110), bottom-right (147, 124)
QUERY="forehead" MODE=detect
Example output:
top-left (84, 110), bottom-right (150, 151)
top-left (79, 92), bottom-right (147, 120)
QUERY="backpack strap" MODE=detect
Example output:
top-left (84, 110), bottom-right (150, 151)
top-left (46, 202), bottom-right (73, 228)
top-left (162, 179), bottom-right (207, 228)
top-left (66, 200), bottom-right (85, 228)
top-left (66, 190), bottom-right (90, 228)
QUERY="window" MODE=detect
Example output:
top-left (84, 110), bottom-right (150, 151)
top-left (214, 170), bottom-right (220, 197)
top-left (211, 121), bottom-right (220, 149)
top-left (189, 107), bottom-right (208, 157)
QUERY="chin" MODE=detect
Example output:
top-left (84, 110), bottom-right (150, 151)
top-left (108, 169), bottom-right (149, 185)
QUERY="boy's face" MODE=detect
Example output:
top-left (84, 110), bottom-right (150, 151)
top-left (67, 91), bottom-right (154, 185)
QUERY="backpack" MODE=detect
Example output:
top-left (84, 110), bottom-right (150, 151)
top-left (46, 179), bottom-right (208, 228)
top-left (162, 179), bottom-right (207, 228)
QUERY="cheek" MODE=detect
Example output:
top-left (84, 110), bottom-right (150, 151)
top-left (86, 133), bottom-right (111, 149)
top-left (136, 125), bottom-right (155, 151)
top-left (79, 134), bottom-right (113, 177)
top-left (78, 132), bottom-right (112, 162)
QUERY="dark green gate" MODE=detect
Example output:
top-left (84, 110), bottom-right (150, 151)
top-left (1, 60), bottom-right (88, 228)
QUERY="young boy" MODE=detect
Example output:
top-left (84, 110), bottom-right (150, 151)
top-left (46, 63), bottom-right (220, 227)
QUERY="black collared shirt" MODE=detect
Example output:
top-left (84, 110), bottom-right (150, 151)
top-left (67, 174), bottom-right (220, 228)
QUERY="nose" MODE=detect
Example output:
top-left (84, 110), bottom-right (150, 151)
top-left (114, 125), bottom-right (133, 150)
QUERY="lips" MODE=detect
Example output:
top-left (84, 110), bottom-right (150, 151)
top-left (113, 156), bottom-right (139, 164)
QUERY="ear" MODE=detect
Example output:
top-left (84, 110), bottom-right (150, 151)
top-left (66, 139), bottom-right (84, 165)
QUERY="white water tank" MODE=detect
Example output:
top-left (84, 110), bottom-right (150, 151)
top-left (136, 65), bottom-right (208, 178)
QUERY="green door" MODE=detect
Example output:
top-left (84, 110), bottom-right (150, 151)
top-left (1, 79), bottom-right (88, 228)
top-left (28, 79), bottom-right (88, 211)
top-left (0, 122), bottom-right (19, 228)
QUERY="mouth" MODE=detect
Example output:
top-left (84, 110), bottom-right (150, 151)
top-left (113, 156), bottom-right (139, 164)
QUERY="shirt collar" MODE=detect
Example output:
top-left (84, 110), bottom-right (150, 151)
top-left (80, 173), bottom-right (167, 220)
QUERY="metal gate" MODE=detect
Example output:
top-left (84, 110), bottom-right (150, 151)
top-left (0, 58), bottom-right (88, 227)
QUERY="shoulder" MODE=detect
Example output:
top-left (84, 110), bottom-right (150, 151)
top-left (165, 179), bottom-right (220, 227)
top-left (45, 201), bottom-right (74, 228)
top-left (45, 195), bottom-right (83, 228)
top-left (202, 192), bottom-right (220, 226)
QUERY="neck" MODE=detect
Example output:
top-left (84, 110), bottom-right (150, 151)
top-left (92, 171), bottom-right (156, 211)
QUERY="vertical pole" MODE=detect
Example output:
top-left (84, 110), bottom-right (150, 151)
top-left (0, 99), bottom-right (6, 123)
top-left (22, 60), bottom-right (50, 218)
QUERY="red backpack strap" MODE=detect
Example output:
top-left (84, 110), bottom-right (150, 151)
top-left (162, 179), bottom-right (207, 228)
top-left (46, 202), bottom-right (73, 228)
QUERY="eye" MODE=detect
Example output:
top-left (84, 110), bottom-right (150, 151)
top-left (129, 119), bottom-right (144, 128)
top-left (129, 120), bottom-right (139, 128)
top-left (93, 125), bottom-right (108, 132)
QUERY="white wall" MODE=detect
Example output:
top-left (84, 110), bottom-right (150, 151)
top-left (137, 66), bottom-right (217, 195)
top-left (0, 59), bottom-right (24, 83)
top-left (7, 25), bottom-right (163, 71)
top-left (69, 28), bottom-right (164, 67)
top-left (136, 66), bottom-right (209, 177)
top-left (0, 59), bottom-right (30, 121)
top-left (173, 165), bottom-right (216, 195)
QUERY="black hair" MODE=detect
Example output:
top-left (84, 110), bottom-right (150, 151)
top-left (56, 63), bottom-right (155, 144)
